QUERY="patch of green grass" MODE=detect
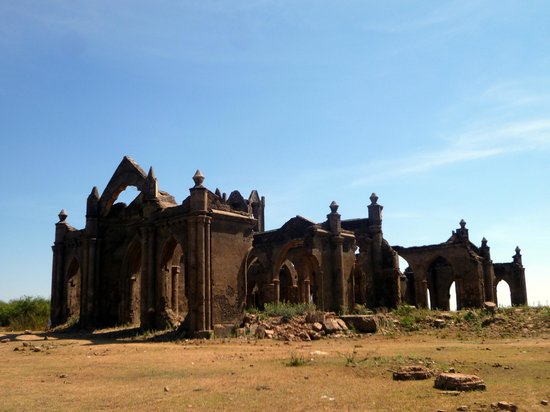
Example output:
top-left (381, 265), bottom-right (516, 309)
top-left (285, 352), bottom-right (307, 367)
top-left (263, 302), bottom-right (317, 322)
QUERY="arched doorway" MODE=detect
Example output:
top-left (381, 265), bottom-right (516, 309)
top-left (159, 237), bottom-right (187, 317)
top-left (279, 260), bottom-right (298, 303)
top-left (496, 280), bottom-right (512, 307)
top-left (121, 240), bottom-right (142, 326)
top-left (66, 258), bottom-right (81, 320)
top-left (246, 257), bottom-right (266, 309)
top-left (296, 255), bottom-right (320, 305)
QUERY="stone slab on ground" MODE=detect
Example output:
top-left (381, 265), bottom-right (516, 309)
top-left (434, 373), bottom-right (486, 391)
top-left (340, 315), bottom-right (378, 333)
top-left (393, 365), bottom-right (434, 381)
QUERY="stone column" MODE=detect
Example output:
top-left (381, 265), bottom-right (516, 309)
top-left (188, 170), bottom-right (213, 337)
top-left (479, 238), bottom-right (495, 302)
top-left (51, 210), bottom-right (69, 326)
top-left (327, 201), bottom-right (346, 310)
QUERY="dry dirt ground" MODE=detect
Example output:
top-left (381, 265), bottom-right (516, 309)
top-left (1, 327), bottom-right (549, 412)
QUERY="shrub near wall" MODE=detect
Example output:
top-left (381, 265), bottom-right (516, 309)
top-left (0, 296), bottom-right (50, 331)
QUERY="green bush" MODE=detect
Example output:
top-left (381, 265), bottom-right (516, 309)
top-left (0, 296), bottom-right (50, 331)
top-left (263, 302), bottom-right (317, 322)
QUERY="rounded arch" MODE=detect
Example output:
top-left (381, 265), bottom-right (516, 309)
top-left (159, 236), bottom-right (188, 316)
top-left (272, 239), bottom-right (303, 282)
top-left (120, 238), bottom-right (142, 325)
top-left (496, 279), bottom-right (512, 307)
top-left (66, 257), bottom-right (81, 320)
top-left (279, 259), bottom-right (298, 303)
top-left (246, 256), bottom-right (267, 309)
top-left (427, 256), bottom-right (455, 310)
top-left (295, 254), bottom-right (320, 304)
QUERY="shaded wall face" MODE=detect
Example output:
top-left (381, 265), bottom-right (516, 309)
top-left (66, 262), bottom-right (81, 319)
top-left (210, 222), bottom-right (253, 325)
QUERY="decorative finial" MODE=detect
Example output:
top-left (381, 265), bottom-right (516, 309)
top-left (329, 201), bottom-right (339, 214)
top-left (192, 170), bottom-right (205, 188)
top-left (147, 166), bottom-right (156, 179)
top-left (481, 237), bottom-right (488, 246)
top-left (515, 246), bottom-right (521, 255)
top-left (58, 209), bottom-right (68, 222)
top-left (369, 193), bottom-right (379, 205)
top-left (459, 219), bottom-right (466, 229)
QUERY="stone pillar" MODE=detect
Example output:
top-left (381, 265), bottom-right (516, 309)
top-left (82, 187), bottom-right (99, 326)
top-left (327, 201), bottom-right (346, 310)
top-left (511, 247), bottom-right (528, 305)
top-left (51, 210), bottom-right (69, 326)
top-left (139, 226), bottom-right (155, 329)
top-left (479, 238), bottom-right (495, 302)
top-left (368, 194), bottom-right (385, 306)
top-left (188, 170), bottom-right (213, 337)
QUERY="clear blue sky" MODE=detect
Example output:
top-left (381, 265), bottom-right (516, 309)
top-left (1, 1), bottom-right (548, 306)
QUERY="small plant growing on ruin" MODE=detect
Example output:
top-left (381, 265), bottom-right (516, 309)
top-left (341, 349), bottom-right (358, 366)
top-left (285, 352), bottom-right (307, 367)
top-left (264, 302), bottom-right (317, 322)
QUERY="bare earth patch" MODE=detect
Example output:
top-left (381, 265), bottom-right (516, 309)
top-left (1, 329), bottom-right (549, 411)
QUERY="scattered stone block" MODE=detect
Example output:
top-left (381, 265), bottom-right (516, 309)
top-left (335, 318), bottom-right (348, 331)
top-left (495, 401), bottom-right (517, 411)
top-left (484, 301), bottom-right (497, 313)
top-left (305, 311), bottom-right (325, 324)
top-left (457, 406), bottom-right (468, 411)
top-left (1, 338), bottom-right (9, 343)
top-left (322, 318), bottom-right (341, 334)
top-left (312, 322), bottom-right (323, 332)
top-left (339, 315), bottom-right (378, 333)
top-left (434, 373), bottom-right (486, 391)
top-left (393, 365), bottom-right (434, 381)
top-left (541, 399), bottom-right (549, 406)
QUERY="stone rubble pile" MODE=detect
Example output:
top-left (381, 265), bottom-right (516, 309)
top-left (235, 312), bottom-right (379, 341)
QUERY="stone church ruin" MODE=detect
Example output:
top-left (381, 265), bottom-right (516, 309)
top-left (51, 157), bottom-right (527, 336)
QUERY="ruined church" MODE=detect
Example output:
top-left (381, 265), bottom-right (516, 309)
top-left (51, 157), bottom-right (527, 336)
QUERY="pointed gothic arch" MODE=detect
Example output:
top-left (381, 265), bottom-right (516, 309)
top-left (98, 156), bottom-right (149, 217)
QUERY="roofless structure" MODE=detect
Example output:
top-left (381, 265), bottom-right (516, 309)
top-left (51, 157), bottom-right (527, 336)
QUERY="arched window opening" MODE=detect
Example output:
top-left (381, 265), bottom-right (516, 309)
top-left (114, 185), bottom-right (140, 207)
top-left (279, 261), bottom-right (295, 303)
top-left (496, 280), bottom-right (512, 307)
top-left (160, 238), bottom-right (187, 317)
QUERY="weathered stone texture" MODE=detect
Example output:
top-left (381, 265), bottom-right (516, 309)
top-left (51, 157), bottom-right (527, 336)
top-left (434, 373), bottom-right (486, 391)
